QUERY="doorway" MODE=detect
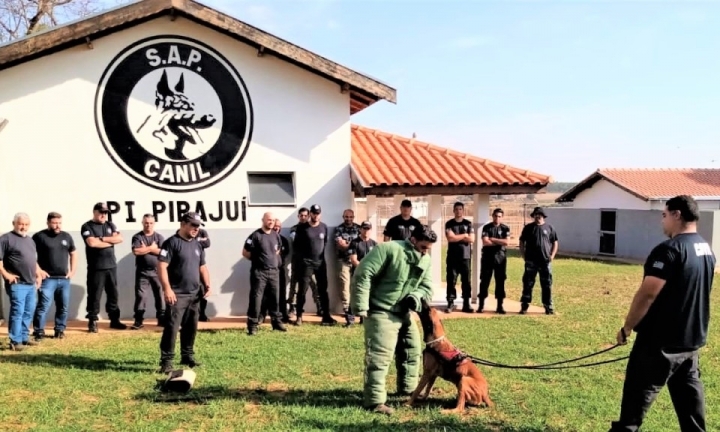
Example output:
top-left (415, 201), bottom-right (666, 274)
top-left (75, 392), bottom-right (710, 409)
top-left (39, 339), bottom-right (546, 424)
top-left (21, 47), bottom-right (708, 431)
top-left (599, 210), bottom-right (616, 256)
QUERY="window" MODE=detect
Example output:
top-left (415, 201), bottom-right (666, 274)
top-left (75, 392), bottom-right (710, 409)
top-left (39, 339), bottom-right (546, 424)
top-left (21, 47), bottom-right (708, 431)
top-left (247, 172), bottom-right (296, 206)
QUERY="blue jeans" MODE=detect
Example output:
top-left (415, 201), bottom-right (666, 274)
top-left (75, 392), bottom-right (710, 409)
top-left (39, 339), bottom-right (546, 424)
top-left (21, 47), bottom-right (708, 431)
top-left (6, 283), bottom-right (37, 344)
top-left (33, 277), bottom-right (70, 334)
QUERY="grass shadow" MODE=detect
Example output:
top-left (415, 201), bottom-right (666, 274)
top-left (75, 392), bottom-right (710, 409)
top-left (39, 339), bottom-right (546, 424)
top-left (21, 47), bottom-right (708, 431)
top-left (0, 353), bottom-right (152, 372)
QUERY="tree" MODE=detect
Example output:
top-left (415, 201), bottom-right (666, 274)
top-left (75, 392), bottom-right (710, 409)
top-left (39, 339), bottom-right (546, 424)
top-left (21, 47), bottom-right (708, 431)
top-left (0, 0), bottom-right (102, 42)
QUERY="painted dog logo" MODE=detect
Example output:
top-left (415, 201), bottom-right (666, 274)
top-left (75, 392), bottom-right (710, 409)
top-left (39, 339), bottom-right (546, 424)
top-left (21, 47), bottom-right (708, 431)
top-left (95, 35), bottom-right (254, 193)
top-left (137, 70), bottom-right (217, 161)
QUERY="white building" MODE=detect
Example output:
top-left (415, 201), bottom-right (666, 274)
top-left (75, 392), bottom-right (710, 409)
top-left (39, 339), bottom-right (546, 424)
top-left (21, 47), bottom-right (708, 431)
top-left (0, 0), bottom-right (395, 320)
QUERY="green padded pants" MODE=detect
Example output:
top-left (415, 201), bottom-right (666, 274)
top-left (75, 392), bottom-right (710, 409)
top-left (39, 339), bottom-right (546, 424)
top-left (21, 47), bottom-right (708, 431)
top-left (362, 310), bottom-right (422, 407)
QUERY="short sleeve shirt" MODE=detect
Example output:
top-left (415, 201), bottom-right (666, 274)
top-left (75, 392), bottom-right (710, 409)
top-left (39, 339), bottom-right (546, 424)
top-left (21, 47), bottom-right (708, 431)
top-left (383, 215), bottom-right (423, 241)
top-left (243, 228), bottom-right (281, 270)
top-left (158, 234), bottom-right (206, 295)
top-left (481, 222), bottom-right (510, 257)
top-left (32, 230), bottom-right (76, 277)
top-left (445, 219), bottom-right (474, 260)
top-left (334, 223), bottom-right (361, 260)
top-left (81, 220), bottom-right (119, 270)
top-left (293, 222), bottom-right (328, 261)
top-left (0, 232), bottom-right (38, 285)
top-left (131, 231), bottom-right (165, 276)
top-left (519, 223), bottom-right (558, 263)
top-left (348, 237), bottom-right (378, 263)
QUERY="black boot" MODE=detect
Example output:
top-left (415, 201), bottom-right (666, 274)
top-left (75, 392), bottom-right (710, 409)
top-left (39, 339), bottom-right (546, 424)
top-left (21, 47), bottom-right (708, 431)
top-left (445, 301), bottom-right (455, 313)
top-left (461, 299), bottom-right (473, 313)
top-left (520, 302), bottom-right (529, 314)
top-left (544, 304), bottom-right (555, 315)
top-left (321, 314), bottom-right (337, 326)
top-left (294, 315), bottom-right (303, 326)
top-left (476, 300), bottom-right (485, 313)
top-left (272, 319), bottom-right (288, 332)
top-left (88, 320), bottom-right (98, 333)
top-left (496, 299), bottom-right (506, 315)
top-left (343, 309), bottom-right (355, 328)
top-left (157, 313), bottom-right (165, 327)
top-left (131, 318), bottom-right (144, 330)
top-left (110, 320), bottom-right (127, 330)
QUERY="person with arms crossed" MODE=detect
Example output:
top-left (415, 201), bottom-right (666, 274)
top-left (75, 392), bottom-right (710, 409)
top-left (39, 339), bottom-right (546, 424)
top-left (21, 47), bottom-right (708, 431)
top-left (32, 212), bottom-right (77, 340)
top-left (478, 208), bottom-right (510, 314)
top-left (81, 202), bottom-right (126, 332)
top-left (288, 207), bottom-right (322, 319)
top-left (351, 225), bottom-right (437, 415)
top-left (158, 212), bottom-right (211, 374)
top-left (444, 201), bottom-right (475, 313)
top-left (131, 214), bottom-right (165, 329)
top-left (334, 208), bottom-right (361, 326)
top-left (0, 213), bottom-right (46, 350)
top-left (346, 220), bottom-right (377, 326)
top-left (609, 195), bottom-right (714, 432)
top-left (383, 199), bottom-right (423, 242)
top-left (518, 206), bottom-right (558, 315)
top-left (243, 212), bottom-right (287, 335)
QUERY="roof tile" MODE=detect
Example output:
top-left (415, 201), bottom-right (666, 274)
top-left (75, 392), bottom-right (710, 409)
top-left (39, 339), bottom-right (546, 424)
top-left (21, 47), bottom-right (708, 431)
top-left (599, 168), bottom-right (720, 200)
top-left (351, 125), bottom-right (552, 187)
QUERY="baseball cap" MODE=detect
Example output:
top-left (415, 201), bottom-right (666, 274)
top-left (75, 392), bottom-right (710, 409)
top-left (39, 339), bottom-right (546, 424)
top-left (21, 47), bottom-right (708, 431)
top-left (93, 202), bottom-right (109, 213)
top-left (360, 221), bottom-right (372, 229)
top-left (180, 212), bottom-right (205, 226)
top-left (310, 204), bottom-right (322, 214)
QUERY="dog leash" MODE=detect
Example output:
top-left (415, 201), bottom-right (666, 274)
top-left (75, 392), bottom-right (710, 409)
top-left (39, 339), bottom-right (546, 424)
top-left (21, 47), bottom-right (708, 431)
top-left (466, 332), bottom-right (630, 370)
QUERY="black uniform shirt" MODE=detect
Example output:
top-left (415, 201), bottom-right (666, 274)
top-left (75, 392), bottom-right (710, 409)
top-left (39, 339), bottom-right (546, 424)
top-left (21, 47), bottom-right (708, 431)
top-left (33, 230), bottom-right (75, 277)
top-left (334, 223), bottom-right (361, 261)
top-left (158, 234), bottom-right (206, 295)
top-left (278, 234), bottom-right (290, 267)
top-left (131, 231), bottom-right (165, 276)
top-left (81, 220), bottom-right (119, 270)
top-left (481, 222), bottom-right (510, 257)
top-left (348, 237), bottom-right (378, 262)
top-left (293, 222), bottom-right (328, 261)
top-left (519, 222), bottom-right (558, 263)
top-left (635, 232), bottom-right (716, 350)
top-left (0, 231), bottom-right (37, 285)
top-left (244, 228), bottom-right (281, 270)
top-left (383, 215), bottom-right (423, 241)
top-left (446, 219), bottom-right (474, 260)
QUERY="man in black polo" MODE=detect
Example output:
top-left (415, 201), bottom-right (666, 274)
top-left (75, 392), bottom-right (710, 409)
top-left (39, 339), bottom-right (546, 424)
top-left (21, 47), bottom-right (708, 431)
top-left (197, 228), bottom-right (211, 322)
top-left (131, 214), bottom-right (165, 329)
top-left (81, 202), bottom-right (126, 332)
top-left (32, 212), bottom-right (77, 340)
top-left (383, 199), bottom-right (423, 241)
top-left (334, 208), bottom-right (361, 325)
top-left (158, 212), bottom-right (211, 373)
top-left (347, 221), bottom-right (378, 326)
top-left (293, 204), bottom-right (335, 326)
top-left (243, 212), bottom-right (287, 335)
top-left (260, 218), bottom-right (291, 324)
top-left (478, 208), bottom-right (510, 314)
top-left (519, 206), bottom-right (558, 315)
top-left (610, 195), bottom-right (714, 431)
top-left (288, 207), bottom-right (322, 319)
top-left (0, 213), bottom-right (45, 351)
top-left (444, 201), bottom-right (475, 313)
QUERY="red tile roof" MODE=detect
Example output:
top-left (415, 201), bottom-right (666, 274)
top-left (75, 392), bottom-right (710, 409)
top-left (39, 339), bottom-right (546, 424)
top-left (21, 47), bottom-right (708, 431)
top-left (350, 125), bottom-right (552, 189)
top-left (557, 168), bottom-right (720, 202)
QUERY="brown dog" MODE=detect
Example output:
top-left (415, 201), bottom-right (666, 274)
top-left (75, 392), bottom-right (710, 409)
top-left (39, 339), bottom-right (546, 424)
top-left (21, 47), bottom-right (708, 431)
top-left (405, 298), bottom-right (493, 414)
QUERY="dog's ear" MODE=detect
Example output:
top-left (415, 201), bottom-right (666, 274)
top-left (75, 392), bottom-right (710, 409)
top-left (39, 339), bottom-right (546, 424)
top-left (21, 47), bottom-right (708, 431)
top-left (175, 73), bottom-right (185, 93)
top-left (157, 70), bottom-right (172, 98)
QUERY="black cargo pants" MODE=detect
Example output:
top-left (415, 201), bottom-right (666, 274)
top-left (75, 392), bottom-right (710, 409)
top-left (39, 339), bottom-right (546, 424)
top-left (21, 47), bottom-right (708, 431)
top-left (133, 271), bottom-right (164, 321)
top-left (247, 267), bottom-right (281, 328)
top-left (296, 258), bottom-right (329, 318)
top-left (479, 252), bottom-right (507, 301)
top-left (520, 260), bottom-right (553, 307)
top-left (159, 292), bottom-right (200, 363)
top-left (446, 258), bottom-right (471, 302)
top-left (86, 267), bottom-right (121, 322)
top-left (609, 339), bottom-right (706, 431)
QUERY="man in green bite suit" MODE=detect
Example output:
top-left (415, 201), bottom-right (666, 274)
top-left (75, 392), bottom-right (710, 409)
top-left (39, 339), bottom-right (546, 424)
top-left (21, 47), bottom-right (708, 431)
top-left (350, 224), bottom-right (438, 415)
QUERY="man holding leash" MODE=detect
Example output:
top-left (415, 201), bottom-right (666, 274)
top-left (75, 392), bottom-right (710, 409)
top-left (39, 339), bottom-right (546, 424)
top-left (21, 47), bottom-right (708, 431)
top-left (158, 212), bottom-right (211, 374)
top-left (351, 225), bottom-right (437, 416)
top-left (610, 195), bottom-right (714, 432)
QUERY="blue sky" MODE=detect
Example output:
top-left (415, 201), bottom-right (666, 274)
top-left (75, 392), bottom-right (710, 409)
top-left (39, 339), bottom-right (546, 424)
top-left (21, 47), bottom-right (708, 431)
top-left (108, 0), bottom-right (720, 181)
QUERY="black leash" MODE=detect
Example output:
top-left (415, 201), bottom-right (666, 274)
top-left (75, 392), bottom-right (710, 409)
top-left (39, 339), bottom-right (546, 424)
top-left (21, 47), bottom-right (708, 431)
top-left (466, 328), bottom-right (630, 370)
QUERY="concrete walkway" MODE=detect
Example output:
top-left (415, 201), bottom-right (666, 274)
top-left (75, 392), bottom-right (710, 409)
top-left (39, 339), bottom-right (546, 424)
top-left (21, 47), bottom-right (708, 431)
top-left (0, 299), bottom-right (546, 337)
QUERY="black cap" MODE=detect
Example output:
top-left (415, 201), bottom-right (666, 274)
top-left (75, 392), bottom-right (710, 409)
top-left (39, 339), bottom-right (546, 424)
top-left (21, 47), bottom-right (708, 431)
top-left (310, 204), bottom-right (321, 214)
top-left (93, 202), bottom-right (109, 212)
top-left (180, 212), bottom-right (205, 226)
top-left (401, 199), bottom-right (412, 208)
top-left (360, 221), bottom-right (372, 229)
top-left (531, 207), bottom-right (547, 218)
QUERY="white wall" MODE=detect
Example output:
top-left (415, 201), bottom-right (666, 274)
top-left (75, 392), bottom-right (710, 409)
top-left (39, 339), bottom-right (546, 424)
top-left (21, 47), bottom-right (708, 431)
top-left (0, 17), bottom-right (355, 319)
top-left (0, 16), bottom-right (351, 231)
top-left (571, 179), bottom-right (650, 210)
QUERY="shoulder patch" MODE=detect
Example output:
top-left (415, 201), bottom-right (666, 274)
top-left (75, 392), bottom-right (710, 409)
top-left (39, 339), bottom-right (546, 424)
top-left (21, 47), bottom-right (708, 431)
top-left (160, 249), bottom-right (168, 257)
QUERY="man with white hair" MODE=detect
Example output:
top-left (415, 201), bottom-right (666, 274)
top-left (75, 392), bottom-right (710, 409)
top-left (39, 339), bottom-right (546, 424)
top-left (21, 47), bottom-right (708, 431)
top-left (0, 213), bottom-right (47, 350)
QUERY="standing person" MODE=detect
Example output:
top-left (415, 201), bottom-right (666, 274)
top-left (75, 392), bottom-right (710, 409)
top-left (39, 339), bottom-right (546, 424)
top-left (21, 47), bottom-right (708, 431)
top-left (81, 202), bottom-right (126, 332)
top-left (350, 225), bottom-right (437, 415)
top-left (609, 195), bottom-right (715, 432)
top-left (518, 207), bottom-right (558, 315)
top-left (347, 221), bottom-right (377, 326)
top-left (32, 212), bottom-right (77, 340)
top-left (197, 227), bottom-right (211, 322)
top-left (334, 209), bottom-right (360, 325)
top-left (383, 199), bottom-right (423, 242)
top-left (0, 213), bottom-right (45, 350)
top-left (243, 212), bottom-right (287, 335)
top-left (130, 214), bottom-right (165, 329)
top-left (478, 208), bottom-right (510, 314)
top-left (293, 204), bottom-right (335, 326)
top-left (444, 201), bottom-right (475, 313)
top-left (260, 218), bottom-right (290, 323)
top-left (288, 207), bottom-right (322, 319)
top-left (158, 212), bottom-right (211, 373)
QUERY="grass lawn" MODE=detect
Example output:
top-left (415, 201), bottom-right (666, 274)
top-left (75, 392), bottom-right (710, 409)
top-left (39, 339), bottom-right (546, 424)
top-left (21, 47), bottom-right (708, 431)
top-left (1, 252), bottom-right (719, 431)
